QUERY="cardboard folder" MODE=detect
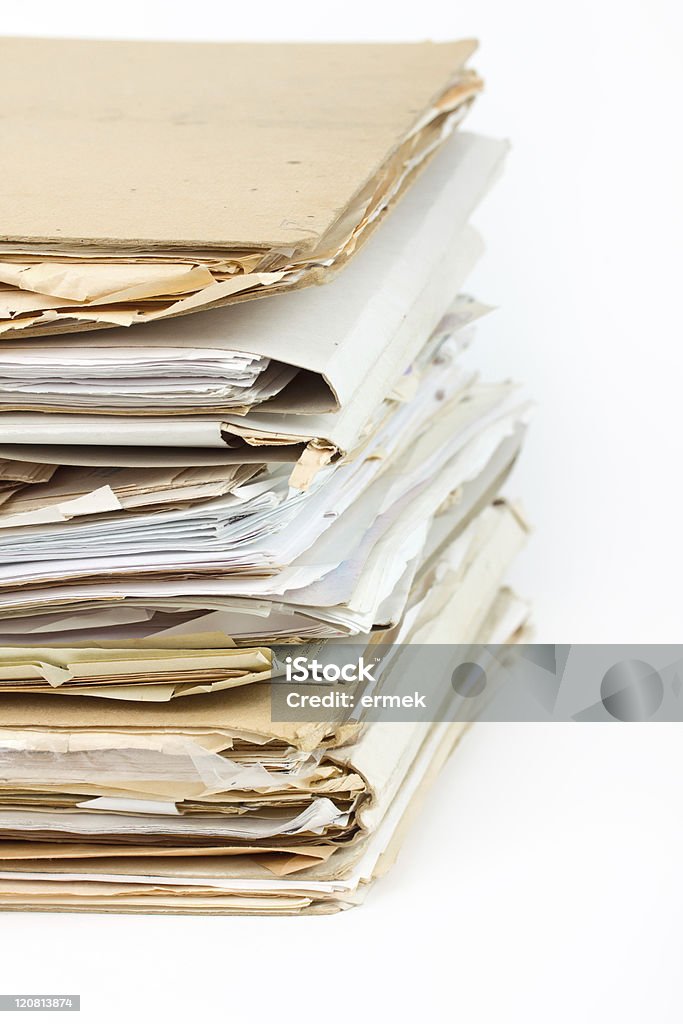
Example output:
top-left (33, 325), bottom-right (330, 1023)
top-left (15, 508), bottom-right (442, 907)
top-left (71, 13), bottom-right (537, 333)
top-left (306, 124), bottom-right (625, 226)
top-left (0, 37), bottom-right (482, 338)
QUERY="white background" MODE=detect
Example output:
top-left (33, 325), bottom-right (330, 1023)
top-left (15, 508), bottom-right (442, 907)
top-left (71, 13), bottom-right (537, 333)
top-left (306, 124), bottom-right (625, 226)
top-left (1, 2), bottom-right (681, 1021)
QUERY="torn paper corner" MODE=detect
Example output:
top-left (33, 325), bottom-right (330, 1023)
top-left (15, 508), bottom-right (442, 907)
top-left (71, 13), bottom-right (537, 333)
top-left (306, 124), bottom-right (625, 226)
top-left (288, 441), bottom-right (337, 490)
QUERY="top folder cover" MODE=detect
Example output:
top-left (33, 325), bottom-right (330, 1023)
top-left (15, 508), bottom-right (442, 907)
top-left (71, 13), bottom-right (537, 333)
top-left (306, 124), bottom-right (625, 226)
top-left (0, 37), bottom-right (482, 337)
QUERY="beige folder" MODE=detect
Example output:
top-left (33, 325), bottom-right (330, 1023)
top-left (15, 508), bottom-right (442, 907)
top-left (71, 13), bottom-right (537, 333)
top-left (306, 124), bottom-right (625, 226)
top-left (0, 37), bottom-right (481, 338)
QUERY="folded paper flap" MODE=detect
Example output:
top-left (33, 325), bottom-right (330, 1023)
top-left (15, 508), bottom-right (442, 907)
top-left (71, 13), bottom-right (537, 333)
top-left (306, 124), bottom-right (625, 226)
top-left (0, 132), bottom-right (502, 436)
top-left (0, 37), bottom-right (476, 249)
top-left (0, 262), bottom-right (217, 304)
top-left (0, 229), bottom-right (484, 458)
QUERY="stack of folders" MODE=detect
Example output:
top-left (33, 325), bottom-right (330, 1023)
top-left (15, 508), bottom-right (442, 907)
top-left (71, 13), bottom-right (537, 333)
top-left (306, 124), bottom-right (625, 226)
top-left (0, 36), bottom-right (530, 914)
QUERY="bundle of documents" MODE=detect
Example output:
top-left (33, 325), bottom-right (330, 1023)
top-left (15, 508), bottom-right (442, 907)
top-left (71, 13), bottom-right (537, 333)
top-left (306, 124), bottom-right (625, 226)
top-left (0, 37), bottom-right (529, 913)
